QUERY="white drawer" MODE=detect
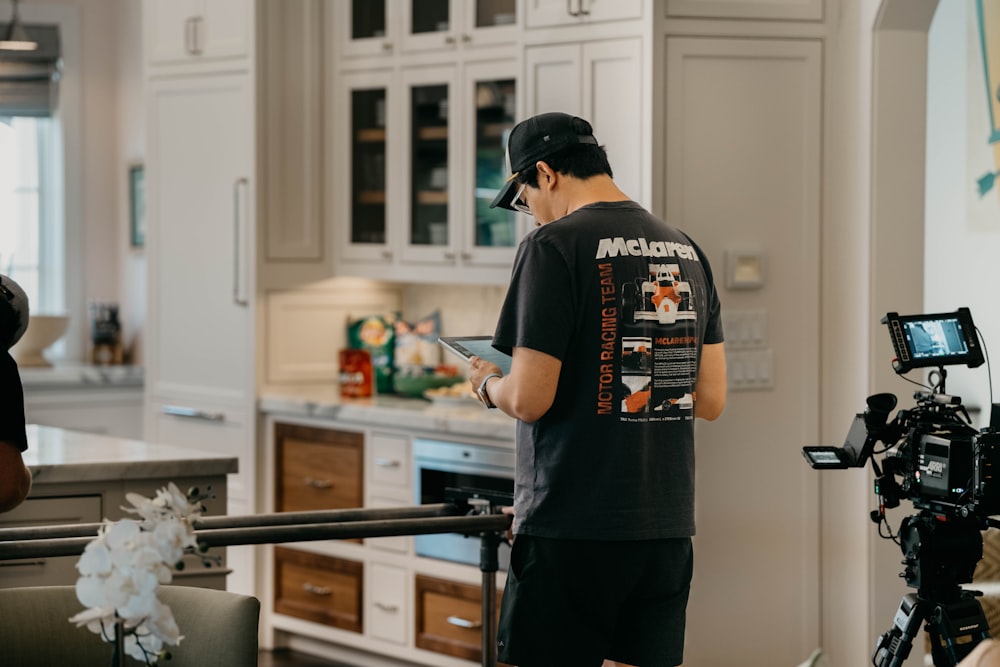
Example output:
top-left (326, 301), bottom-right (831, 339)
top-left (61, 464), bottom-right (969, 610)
top-left (366, 562), bottom-right (408, 645)
top-left (369, 432), bottom-right (410, 489)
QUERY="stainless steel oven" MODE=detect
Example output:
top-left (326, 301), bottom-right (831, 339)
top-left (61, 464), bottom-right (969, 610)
top-left (413, 437), bottom-right (514, 569)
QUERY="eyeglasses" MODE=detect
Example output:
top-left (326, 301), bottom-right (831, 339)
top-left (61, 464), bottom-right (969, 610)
top-left (511, 182), bottom-right (531, 215)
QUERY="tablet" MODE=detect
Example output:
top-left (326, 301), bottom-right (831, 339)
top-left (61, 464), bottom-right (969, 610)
top-left (439, 336), bottom-right (512, 375)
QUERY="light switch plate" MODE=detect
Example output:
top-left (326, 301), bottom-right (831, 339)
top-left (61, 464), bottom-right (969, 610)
top-left (725, 249), bottom-right (765, 290)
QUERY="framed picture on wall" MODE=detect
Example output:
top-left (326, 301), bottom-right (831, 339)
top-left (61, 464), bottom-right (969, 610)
top-left (129, 164), bottom-right (145, 248)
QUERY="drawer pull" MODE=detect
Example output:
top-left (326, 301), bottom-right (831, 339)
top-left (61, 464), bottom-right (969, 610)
top-left (303, 477), bottom-right (333, 489)
top-left (0, 560), bottom-right (45, 568)
top-left (446, 615), bottom-right (481, 629)
top-left (373, 458), bottom-right (400, 468)
top-left (302, 582), bottom-right (331, 596)
top-left (161, 405), bottom-right (226, 422)
top-left (373, 601), bottom-right (399, 613)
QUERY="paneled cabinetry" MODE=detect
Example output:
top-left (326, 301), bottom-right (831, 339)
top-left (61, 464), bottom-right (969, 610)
top-left (142, 0), bottom-right (327, 596)
top-left (334, 24), bottom-right (520, 284)
top-left (525, 0), bottom-right (643, 28)
top-left (144, 0), bottom-right (251, 68)
top-left (261, 417), bottom-right (507, 666)
top-left (336, 0), bottom-right (518, 58)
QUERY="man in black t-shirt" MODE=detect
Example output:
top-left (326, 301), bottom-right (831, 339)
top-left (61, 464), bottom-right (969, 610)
top-left (0, 274), bottom-right (31, 513)
top-left (468, 113), bottom-right (727, 667)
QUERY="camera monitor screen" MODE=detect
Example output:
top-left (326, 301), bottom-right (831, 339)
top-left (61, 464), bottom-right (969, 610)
top-left (882, 308), bottom-right (984, 374)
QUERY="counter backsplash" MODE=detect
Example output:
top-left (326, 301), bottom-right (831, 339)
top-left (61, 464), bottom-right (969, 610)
top-left (265, 278), bottom-right (507, 388)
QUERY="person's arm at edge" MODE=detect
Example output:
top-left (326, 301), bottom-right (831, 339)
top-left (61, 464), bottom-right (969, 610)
top-left (695, 342), bottom-right (726, 421)
top-left (0, 440), bottom-right (31, 513)
top-left (469, 346), bottom-right (561, 424)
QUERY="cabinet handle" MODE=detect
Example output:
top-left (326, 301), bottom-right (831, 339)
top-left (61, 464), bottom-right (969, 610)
top-left (374, 457), bottom-right (400, 468)
top-left (233, 178), bottom-right (249, 307)
top-left (303, 477), bottom-right (333, 489)
top-left (381, 250), bottom-right (393, 260)
top-left (382, 41), bottom-right (393, 52)
top-left (579, 0), bottom-right (591, 15)
top-left (184, 17), bottom-right (196, 54)
top-left (0, 560), bottom-right (45, 568)
top-left (161, 405), bottom-right (226, 422)
top-left (302, 582), bottom-right (331, 596)
top-left (374, 601), bottom-right (399, 613)
top-left (567, 0), bottom-right (580, 16)
top-left (443, 252), bottom-right (457, 261)
top-left (461, 34), bottom-right (471, 43)
top-left (444, 34), bottom-right (456, 45)
top-left (461, 252), bottom-right (473, 261)
top-left (446, 615), bottom-right (482, 629)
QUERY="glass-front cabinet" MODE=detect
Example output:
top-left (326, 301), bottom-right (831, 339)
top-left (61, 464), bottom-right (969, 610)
top-left (337, 62), bottom-right (518, 280)
top-left (338, 0), bottom-right (519, 58)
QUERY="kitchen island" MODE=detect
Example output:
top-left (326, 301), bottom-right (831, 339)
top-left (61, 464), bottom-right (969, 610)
top-left (3, 424), bottom-right (237, 590)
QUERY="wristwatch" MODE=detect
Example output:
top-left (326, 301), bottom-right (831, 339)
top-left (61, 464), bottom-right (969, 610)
top-left (477, 373), bottom-right (502, 409)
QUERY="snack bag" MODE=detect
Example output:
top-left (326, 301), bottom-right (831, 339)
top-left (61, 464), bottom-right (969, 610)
top-left (347, 315), bottom-right (396, 394)
top-left (394, 311), bottom-right (441, 372)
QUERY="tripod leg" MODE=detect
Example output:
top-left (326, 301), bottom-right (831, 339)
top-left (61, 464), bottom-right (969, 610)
top-left (926, 595), bottom-right (992, 667)
top-left (874, 594), bottom-right (925, 667)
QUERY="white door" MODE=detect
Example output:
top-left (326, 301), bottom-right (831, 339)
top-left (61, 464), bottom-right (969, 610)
top-left (665, 37), bottom-right (822, 666)
top-left (146, 73), bottom-right (254, 403)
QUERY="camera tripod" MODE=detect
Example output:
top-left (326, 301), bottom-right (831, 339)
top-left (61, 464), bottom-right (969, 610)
top-left (873, 512), bottom-right (992, 666)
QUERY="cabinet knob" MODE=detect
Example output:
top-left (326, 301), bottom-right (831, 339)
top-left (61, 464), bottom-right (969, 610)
top-left (443, 252), bottom-right (457, 261)
top-left (302, 582), bottom-right (331, 596)
top-left (461, 34), bottom-right (471, 43)
top-left (382, 41), bottom-right (393, 52)
top-left (382, 250), bottom-right (393, 260)
top-left (444, 34), bottom-right (456, 45)
top-left (461, 252), bottom-right (473, 261)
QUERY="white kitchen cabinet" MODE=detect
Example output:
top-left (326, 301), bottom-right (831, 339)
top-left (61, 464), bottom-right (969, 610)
top-left (144, 0), bottom-right (251, 69)
top-left (145, 73), bottom-right (255, 404)
top-left (335, 58), bottom-right (520, 284)
top-left (525, 37), bottom-right (647, 207)
top-left (665, 0), bottom-right (823, 21)
top-left (335, 0), bottom-right (518, 59)
top-left (525, 0), bottom-right (643, 28)
top-left (366, 563), bottom-right (409, 645)
top-left (144, 66), bottom-right (257, 596)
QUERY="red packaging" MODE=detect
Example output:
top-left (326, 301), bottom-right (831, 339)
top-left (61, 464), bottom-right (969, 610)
top-left (339, 348), bottom-right (373, 398)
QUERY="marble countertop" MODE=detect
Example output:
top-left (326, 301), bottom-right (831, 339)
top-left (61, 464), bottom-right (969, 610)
top-left (20, 363), bottom-right (144, 390)
top-left (23, 424), bottom-right (238, 486)
top-left (259, 385), bottom-right (516, 442)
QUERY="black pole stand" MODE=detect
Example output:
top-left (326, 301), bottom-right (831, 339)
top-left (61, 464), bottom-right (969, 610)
top-left (0, 493), bottom-right (512, 667)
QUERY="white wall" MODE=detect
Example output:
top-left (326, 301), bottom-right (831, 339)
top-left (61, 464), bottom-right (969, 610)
top-left (926, 0), bottom-right (1000, 424)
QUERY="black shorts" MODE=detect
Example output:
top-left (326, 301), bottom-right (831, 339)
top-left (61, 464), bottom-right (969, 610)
top-left (497, 534), bottom-right (693, 667)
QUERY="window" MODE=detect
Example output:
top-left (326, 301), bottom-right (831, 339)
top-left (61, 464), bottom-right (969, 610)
top-left (0, 115), bottom-right (64, 317)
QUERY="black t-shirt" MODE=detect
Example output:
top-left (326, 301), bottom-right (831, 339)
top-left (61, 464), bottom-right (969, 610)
top-left (494, 201), bottom-right (723, 540)
top-left (0, 352), bottom-right (28, 452)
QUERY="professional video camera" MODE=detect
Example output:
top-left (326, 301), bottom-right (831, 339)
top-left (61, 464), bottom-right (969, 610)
top-left (803, 307), bottom-right (1000, 667)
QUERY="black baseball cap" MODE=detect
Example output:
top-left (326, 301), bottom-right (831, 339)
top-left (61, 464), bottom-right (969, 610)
top-left (489, 112), bottom-right (599, 211)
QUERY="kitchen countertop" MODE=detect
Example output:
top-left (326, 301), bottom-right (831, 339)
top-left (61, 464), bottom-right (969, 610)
top-left (259, 385), bottom-right (516, 442)
top-left (23, 424), bottom-right (238, 486)
top-left (20, 363), bottom-right (144, 390)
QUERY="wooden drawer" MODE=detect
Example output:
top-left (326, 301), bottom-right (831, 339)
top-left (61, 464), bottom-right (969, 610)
top-left (415, 574), bottom-right (501, 662)
top-left (275, 423), bottom-right (363, 513)
top-left (274, 547), bottom-right (362, 632)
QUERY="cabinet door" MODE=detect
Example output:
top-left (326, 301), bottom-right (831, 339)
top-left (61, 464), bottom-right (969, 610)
top-left (337, 69), bottom-right (397, 266)
top-left (146, 73), bottom-right (254, 402)
top-left (525, 38), bottom-right (646, 207)
top-left (274, 547), bottom-right (363, 632)
top-left (144, 0), bottom-right (250, 67)
top-left (336, 0), bottom-right (398, 58)
top-left (665, 0), bottom-right (823, 20)
top-left (525, 0), bottom-right (642, 28)
top-left (400, 65), bottom-right (460, 265)
top-left (459, 60), bottom-right (520, 267)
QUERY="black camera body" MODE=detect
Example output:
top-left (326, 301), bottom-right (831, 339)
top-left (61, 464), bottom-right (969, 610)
top-left (873, 392), bottom-right (1000, 520)
top-left (803, 308), bottom-right (999, 522)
